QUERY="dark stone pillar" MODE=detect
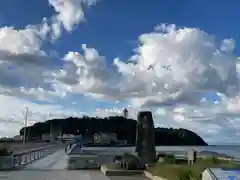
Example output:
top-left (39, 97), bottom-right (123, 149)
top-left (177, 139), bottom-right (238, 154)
top-left (135, 111), bottom-right (156, 164)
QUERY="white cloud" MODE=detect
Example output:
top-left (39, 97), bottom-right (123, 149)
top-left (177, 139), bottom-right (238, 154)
top-left (1, 10), bottom-right (240, 144)
top-left (0, 26), bottom-right (43, 55)
top-left (0, 25), bottom-right (61, 101)
top-left (55, 24), bottom-right (239, 108)
top-left (47, 24), bottom-right (240, 143)
top-left (0, 94), bottom-right (86, 137)
top-left (220, 39), bottom-right (235, 53)
top-left (48, 0), bottom-right (99, 39)
top-left (0, 0), bottom-right (103, 137)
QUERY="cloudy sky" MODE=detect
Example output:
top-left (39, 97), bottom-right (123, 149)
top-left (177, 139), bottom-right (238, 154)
top-left (0, 0), bottom-right (240, 144)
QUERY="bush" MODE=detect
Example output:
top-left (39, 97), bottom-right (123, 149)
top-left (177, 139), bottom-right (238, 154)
top-left (176, 170), bottom-right (193, 180)
top-left (114, 155), bottom-right (122, 161)
top-left (163, 154), bottom-right (175, 164)
top-left (123, 153), bottom-right (135, 159)
top-left (0, 145), bottom-right (13, 156)
top-left (157, 152), bottom-right (166, 158)
top-left (119, 153), bottom-right (145, 170)
top-left (203, 156), bottom-right (219, 164)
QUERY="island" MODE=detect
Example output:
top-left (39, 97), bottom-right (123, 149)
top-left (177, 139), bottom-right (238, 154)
top-left (19, 115), bottom-right (207, 146)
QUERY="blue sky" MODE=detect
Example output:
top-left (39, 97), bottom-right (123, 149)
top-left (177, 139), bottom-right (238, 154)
top-left (0, 0), bottom-right (240, 144)
top-left (2, 0), bottom-right (240, 58)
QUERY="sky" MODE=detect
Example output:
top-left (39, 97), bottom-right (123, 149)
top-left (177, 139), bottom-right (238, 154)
top-left (0, 0), bottom-right (240, 144)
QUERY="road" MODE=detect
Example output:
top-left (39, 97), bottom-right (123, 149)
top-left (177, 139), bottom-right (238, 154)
top-left (0, 149), bottom-right (110, 180)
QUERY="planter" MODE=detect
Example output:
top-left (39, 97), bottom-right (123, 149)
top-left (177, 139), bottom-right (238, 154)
top-left (101, 165), bottom-right (143, 176)
top-left (0, 156), bottom-right (13, 170)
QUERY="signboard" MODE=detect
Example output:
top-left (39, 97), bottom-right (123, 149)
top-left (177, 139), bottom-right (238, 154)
top-left (209, 168), bottom-right (240, 180)
top-left (228, 170), bottom-right (240, 180)
top-left (228, 175), bottom-right (240, 180)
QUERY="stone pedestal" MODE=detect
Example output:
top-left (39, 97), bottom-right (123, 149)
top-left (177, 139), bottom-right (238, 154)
top-left (135, 111), bottom-right (156, 164)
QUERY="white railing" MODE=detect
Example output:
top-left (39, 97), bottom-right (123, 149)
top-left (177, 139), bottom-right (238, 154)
top-left (66, 144), bottom-right (77, 155)
top-left (12, 144), bottom-right (61, 168)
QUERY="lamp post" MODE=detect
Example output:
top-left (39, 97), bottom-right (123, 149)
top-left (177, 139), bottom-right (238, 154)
top-left (23, 107), bottom-right (28, 144)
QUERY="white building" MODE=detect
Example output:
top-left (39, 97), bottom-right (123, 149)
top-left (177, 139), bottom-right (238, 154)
top-left (93, 133), bottom-right (117, 144)
top-left (13, 135), bottom-right (23, 141)
top-left (123, 108), bottom-right (128, 118)
top-left (41, 133), bottom-right (52, 141)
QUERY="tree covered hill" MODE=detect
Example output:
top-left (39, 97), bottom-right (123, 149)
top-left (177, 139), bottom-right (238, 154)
top-left (20, 116), bottom-right (207, 146)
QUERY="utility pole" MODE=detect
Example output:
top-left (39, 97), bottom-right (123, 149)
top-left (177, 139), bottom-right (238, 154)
top-left (27, 124), bottom-right (30, 142)
top-left (23, 107), bottom-right (28, 144)
top-left (50, 124), bottom-right (53, 137)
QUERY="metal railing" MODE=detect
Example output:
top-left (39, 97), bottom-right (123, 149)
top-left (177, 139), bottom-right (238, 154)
top-left (66, 144), bottom-right (76, 155)
top-left (12, 144), bottom-right (61, 168)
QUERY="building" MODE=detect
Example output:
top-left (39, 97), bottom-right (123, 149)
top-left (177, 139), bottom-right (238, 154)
top-left (41, 133), bottom-right (52, 141)
top-left (13, 135), bottom-right (23, 141)
top-left (93, 133), bottom-right (117, 144)
top-left (56, 134), bottom-right (76, 141)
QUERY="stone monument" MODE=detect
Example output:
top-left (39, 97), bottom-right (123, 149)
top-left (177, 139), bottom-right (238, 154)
top-left (135, 111), bottom-right (156, 164)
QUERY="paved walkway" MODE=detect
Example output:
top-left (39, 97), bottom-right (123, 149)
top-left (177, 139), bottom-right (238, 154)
top-left (0, 149), bottom-right (110, 180)
top-left (108, 175), bottom-right (149, 180)
top-left (0, 170), bottom-right (110, 180)
top-left (0, 148), bottom-right (148, 180)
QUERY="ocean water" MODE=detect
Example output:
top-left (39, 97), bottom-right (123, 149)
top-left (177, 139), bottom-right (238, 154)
top-left (80, 146), bottom-right (240, 158)
top-left (154, 146), bottom-right (240, 158)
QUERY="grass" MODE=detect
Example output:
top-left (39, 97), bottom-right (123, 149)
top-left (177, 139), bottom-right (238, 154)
top-left (148, 156), bottom-right (240, 180)
top-left (104, 163), bottom-right (119, 170)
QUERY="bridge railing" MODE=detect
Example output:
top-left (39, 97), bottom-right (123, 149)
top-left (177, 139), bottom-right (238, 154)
top-left (10, 144), bottom-right (62, 168)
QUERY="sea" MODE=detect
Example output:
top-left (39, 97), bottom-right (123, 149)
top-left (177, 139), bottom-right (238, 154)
top-left (155, 146), bottom-right (240, 159)
top-left (81, 145), bottom-right (240, 159)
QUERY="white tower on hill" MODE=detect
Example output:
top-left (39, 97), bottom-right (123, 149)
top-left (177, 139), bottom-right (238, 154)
top-left (123, 108), bottom-right (128, 118)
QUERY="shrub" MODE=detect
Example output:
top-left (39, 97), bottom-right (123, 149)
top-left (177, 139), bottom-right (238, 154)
top-left (176, 170), bottom-right (194, 180)
top-left (114, 155), bottom-right (122, 161)
top-left (163, 154), bottom-right (175, 164)
top-left (0, 145), bottom-right (13, 156)
top-left (157, 152), bottom-right (166, 158)
top-left (119, 153), bottom-right (145, 170)
top-left (203, 156), bottom-right (219, 164)
top-left (123, 153), bottom-right (135, 159)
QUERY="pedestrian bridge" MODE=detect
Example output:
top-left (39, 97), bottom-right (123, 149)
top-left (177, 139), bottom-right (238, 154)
top-left (0, 144), bottom-right (110, 180)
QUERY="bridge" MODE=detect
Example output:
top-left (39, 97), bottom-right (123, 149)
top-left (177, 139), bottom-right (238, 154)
top-left (3, 143), bottom-right (238, 180)
top-left (0, 142), bottom-right (111, 180)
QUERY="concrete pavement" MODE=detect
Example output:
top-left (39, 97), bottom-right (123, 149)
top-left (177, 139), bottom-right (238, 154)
top-left (108, 175), bottom-right (148, 180)
top-left (24, 149), bottom-right (68, 170)
top-left (0, 149), bottom-right (110, 180)
top-left (0, 170), bottom-right (111, 180)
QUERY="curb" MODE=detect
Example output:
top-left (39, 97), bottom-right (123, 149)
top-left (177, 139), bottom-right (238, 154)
top-left (101, 165), bottom-right (143, 176)
top-left (144, 171), bottom-right (167, 180)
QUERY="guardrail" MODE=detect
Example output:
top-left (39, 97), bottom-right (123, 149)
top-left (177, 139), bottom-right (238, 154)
top-left (158, 151), bottom-right (240, 164)
top-left (0, 144), bottom-right (62, 169)
top-left (66, 144), bottom-right (77, 155)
